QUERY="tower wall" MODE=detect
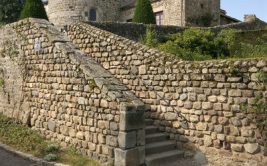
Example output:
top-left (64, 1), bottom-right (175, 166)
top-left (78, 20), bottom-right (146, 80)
top-left (120, 0), bottom-right (185, 26)
top-left (47, 0), bottom-right (120, 26)
top-left (184, 0), bottom-right (220, 26)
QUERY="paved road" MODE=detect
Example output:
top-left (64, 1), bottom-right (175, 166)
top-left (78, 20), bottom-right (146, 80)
top-left (0, 148), bottom-right (37, 166)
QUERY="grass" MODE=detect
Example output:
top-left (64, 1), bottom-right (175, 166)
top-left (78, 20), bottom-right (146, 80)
top-left (0, 113), bottom-right (101, 166)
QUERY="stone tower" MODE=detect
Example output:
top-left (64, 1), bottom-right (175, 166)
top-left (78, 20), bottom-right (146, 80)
top-left (47, 0), bottom-right (121, 26)
top-left (184, 0), bottom-right (220, 26)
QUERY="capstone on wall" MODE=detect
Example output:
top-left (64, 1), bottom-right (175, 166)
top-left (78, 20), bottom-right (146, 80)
top-left (67, 22), bottom-right (267, 162)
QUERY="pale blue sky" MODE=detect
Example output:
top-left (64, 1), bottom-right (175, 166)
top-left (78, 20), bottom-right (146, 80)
top-left (221, 0), bottom-right (267, 22)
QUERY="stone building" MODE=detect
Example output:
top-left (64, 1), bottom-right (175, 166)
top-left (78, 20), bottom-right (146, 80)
top-left (45, 0), bottom-right (238, 27)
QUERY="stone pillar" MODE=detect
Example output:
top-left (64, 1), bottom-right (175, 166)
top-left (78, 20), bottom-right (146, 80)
top-left (115, 103), bottom-right (145, 166)
top-left (244, 14), bottom-right (257, 22)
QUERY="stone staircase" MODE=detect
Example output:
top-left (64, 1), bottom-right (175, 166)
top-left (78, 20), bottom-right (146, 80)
top-left (145, 119), bottom-right (184, 166)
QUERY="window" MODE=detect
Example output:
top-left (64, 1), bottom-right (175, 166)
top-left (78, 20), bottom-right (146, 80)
top-left (200, 3), bottom-right (204, 9)
top-left (89, 9), bottom-right (97, 21)
top-left (127, 19), bottom-right (132, 22)
top-left (155, 11), bottom-right (163, 25)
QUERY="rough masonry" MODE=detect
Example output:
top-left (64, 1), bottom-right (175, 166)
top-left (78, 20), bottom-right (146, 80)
top-left (0, 19), bottom-right (145, 166)
top-left (67, 22), bottom-right (267, 162)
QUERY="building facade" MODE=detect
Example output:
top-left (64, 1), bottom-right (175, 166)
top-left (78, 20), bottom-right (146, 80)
top-left (45, 0), bottom-right (237, 27)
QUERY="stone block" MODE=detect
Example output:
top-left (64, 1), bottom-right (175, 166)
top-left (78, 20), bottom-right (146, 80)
top-left (106, 135), bottom-right (118, 147)
top-left (196, 122), bottom-right (207, 131)
top-left (164, 112), bottom-right (177, 121)
top-left (202, 102), bottom-right (212, 110)
top-left (118, 131), bottom-right (137, 149)
top-left (139, 65), bottom-right (146, 75)
top-left (204, 135), bottom-right (213, 147)
top-left (115, 148), bottom-right (140, 166)
top-left (137, 130), bottom-right (145, 146)
top-left (119, 104), bottom-right (144, 131)
top-left (244, 143), bottom-right (260, 154)
top-left (231, 144), bottom-right (243, 152)
top-left (48, 119), bottom-right (56, 132)
top-left (76, 132), bottom-right (84, 140)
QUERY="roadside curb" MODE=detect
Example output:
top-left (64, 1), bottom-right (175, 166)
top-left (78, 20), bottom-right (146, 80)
top-left (0, 142), bottom-right (68, 166)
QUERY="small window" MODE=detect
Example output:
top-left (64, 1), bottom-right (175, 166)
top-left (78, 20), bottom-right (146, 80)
top-left (155, 11), bottom-right (163, 25)
top-left (127, 19), bottom-right (132, 22)
top-left (89, 9), bottom-right (97, 21)
top-left (200, 4), bottom-right (204, 9)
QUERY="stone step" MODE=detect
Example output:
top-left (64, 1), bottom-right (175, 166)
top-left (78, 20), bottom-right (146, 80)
top-left (145, 150), bottom-right (184, 166)
top-left (146, 140), bottom-right (176, 155)
top-left (145, 133), bottom-right (169, 143)
top-left (145, 125), bottom-right (158, 134)
top-left (145, 119), bottom-right (153, 125)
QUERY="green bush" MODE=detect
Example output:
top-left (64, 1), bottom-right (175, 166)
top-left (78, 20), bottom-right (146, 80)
top-left (158, 28), bottom-right (236, 60)
top-left (133, 0), bottom-right (156, 24)
top-left (0, 0), bottom-right (22, 24)
top-left (154, 28), bottom-right (267, 61)
top-left (141, 26), bottom-right (158, 47)
top-left (19, 0), bottom-right (48, 20)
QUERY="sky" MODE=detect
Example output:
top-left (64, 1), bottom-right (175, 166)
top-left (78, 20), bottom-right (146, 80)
top-left (221, 0), bottom-right (267, 22)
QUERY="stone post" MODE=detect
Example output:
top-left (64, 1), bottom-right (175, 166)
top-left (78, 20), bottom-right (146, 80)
top-left (115, 103), bottom-right (145, 166)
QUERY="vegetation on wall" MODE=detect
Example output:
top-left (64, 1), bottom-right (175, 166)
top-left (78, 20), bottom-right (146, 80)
top-left (141, 28), bottom-right (267, 61)
top-left (20, 0), bottom-right (48, 20)
top-left (0, 0), bottom-right (22, 24)
top-left (133, 0), bottom-right (156, 24)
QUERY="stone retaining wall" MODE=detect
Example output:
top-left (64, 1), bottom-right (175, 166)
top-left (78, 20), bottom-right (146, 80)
top-left (67, 23), bottom-right (267, 160)
top-left (0, 19), bottom-right (145, 166)
top-left (85, 19), bottom-right (266, 41)
top-left (86, 21), bottom-right (186, 42)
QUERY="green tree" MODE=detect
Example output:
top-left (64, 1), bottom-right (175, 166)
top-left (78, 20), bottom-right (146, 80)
top-left (20, 0), bottom-right (48, 20)
top-left (133, 0), bottom-right (156, 24)
top-left (0, 0), bottom-right (22, 24)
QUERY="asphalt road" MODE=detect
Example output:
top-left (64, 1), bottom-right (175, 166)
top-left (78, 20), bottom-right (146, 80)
top-left (0, 148), bottom-right (37, 166)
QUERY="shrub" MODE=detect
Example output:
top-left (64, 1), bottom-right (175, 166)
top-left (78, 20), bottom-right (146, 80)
top-left (0, 0), bottom-right (22, 24)
top-left (158, 28), bottom-right (231, 60)
top-left (157, 28), bottom-right (267, 61)
top-left (141, 26), bottom-right (158, 47)
top-left (19, 0), bottom-right (48, 20)
top-left (133, 0), bottom-right (156, 24)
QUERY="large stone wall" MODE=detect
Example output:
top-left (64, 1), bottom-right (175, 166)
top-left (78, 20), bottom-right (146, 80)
top-left (86, 21), bottom-right (186, 41)
top-left (0, 19), bottom-right (145, 166)
top-left (67, 23), bottom-right (267, 161)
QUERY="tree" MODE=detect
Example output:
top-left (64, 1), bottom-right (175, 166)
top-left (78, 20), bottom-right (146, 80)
top-left (0, 0), bottom-right (22, 24)
top-left (20, 0), bottom-right (48, 20)
top-left (133, 0), bottom-right (156, 24)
